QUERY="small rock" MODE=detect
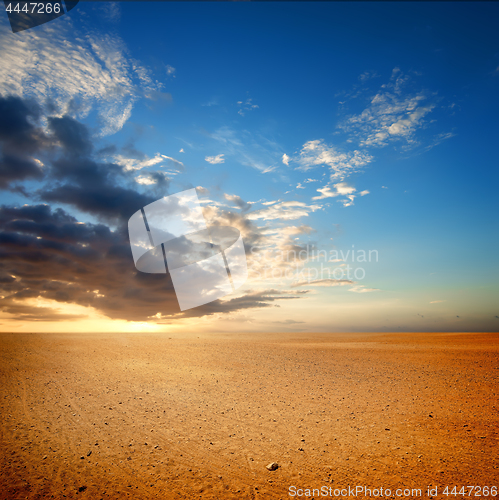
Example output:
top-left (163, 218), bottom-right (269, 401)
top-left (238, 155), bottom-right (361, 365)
top-left (43, 455), bottom-right (47, 460)
top-left (87, 451), bottom-right (92, 457)
top-left (266, 462), bottom-right (279, 471)
top-left (78, 486), bottom-right (87, 493)
top-left (80, 456), bottom-right (84, 460)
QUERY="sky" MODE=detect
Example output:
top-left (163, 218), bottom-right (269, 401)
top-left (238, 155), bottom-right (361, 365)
top-left (0, 1), bottom-right (498, 333)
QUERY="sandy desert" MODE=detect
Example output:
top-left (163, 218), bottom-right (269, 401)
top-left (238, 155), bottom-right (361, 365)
top-left (0, 331), bottom-right (497, 499)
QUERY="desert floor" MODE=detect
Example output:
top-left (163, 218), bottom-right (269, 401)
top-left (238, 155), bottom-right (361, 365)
top-left (0, 331), bottom-right (498, 499)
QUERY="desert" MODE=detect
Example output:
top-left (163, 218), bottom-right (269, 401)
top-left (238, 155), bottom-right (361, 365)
top-left (0, 331), bottom-right (497, 499)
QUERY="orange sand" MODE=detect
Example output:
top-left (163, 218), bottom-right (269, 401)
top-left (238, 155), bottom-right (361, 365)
top-left (0, 331), bottom-right (497, 499)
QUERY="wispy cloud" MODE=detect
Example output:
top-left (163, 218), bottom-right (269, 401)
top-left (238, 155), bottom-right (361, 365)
top-left (224, 193), bottom-right (252, 212)
top-left (312, 182), bottom-right (367, 207)
top-left (0, 19), bottom-right (165, 136)
top-left (205, 154), bottom-right (225, 164)
top-left (246, 201), bottom-right (321, 221)
top-left (348, 285), bottom-right (381, 293)
top-left (161, 155), bottom-right (184, 169)
top-left (208, 126), bottom-right (282, 174)
top-left (339, 68), bottom-right (437, 149)
top-left (166, 65), bottom-right (176, 78)
top-left (291, 140), bottom-right (372, 178)
top-left (101, 2), bottom-right (121, 23)
top-left (114, 153), bottom-right (164, 171)
top-left (291, 279), bottom-right (354, 287)
top-left (237, 98), bottom-right (259, 116)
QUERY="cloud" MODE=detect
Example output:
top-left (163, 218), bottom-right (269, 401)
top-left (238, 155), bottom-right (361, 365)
top-left (208, 126), bottom-right (281, 174)
top-left (113, 153), bottom-right (165, 171)
top-left (0, 18), bottom-right (163, 136)
top-left (246, 201), bottom-right (321, 221)
top-left (101, 2), bottom-right (121, 22)
top-left (0, 203), bottom-right (181, 321)
top-left (202, 98), bottom-right (219, 107)
top-left (166, 65), bottom-right (176, 78)
top-left (282, 153), bottom-right (290, 166)
top-left (424, 131), bottom-right (456, 151)
top-left (339, 68), bottom-right (437, 149)
top-left (348, 285), bottom-right (380, 293)
top-left (175, 289), bottom-right (307, 319)
top-left (312, 182), bottom-right (365, 207)
top-left (360, 190), bottom-right (370, 196)
top-left (135, 172), bottom-right (170, 191)
top-left (0, 102), bottom-right (313, 323)
top-left (291, 279), bottom-right (354, 288)
top-left (205, 154), bottom-right (225, 164)
top-left (237, 98), bottom-right (259, 116)
top-left (292, 139), bottom-right (372, 180)
top-left (224, 194), bottom-right (252, 212)
top-left (0, 96), bottom-right (48, 189)
top-left (0, 110), bottom-right (164, 222)
top-left (358, 71), bottom-right (380, 82)
top-left (0, 202), bottom-right (307, 323)
top-left (430, 300), bottom-right (446, 304)
top-left (160, 155), bottom-right (184, 169)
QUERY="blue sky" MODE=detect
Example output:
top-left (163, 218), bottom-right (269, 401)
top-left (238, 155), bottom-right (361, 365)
top-left (0, 2), bottom-right (498, 332)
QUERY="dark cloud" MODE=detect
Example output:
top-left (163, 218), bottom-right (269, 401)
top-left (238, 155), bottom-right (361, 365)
top-left (148, 171), bottom-right (171, 193)
top-left (0, 153), bottom-right (44, 188)
top-left (37, 115), bottom-right (162, 222)
top-left (0, 302), bottom-right (87, 322)
top-left (0, 96), bottom-right (49, 188)
top-left (0, 203), bottom-right (181, 321)
top-left (0, 96), bottom-right (45, 152)
top-left (0, 98), bottom-right (165, 222)
top-left (0, 204), bottom-right (304, 322)
top-left (96, 144), bottom-right (117, 156)
top-left (121, 141), bottom-right (146, 160)
top-left (0, 96), bottom-right (305, 323)
top-left (41, 181), bottom-right (155, 221)
top-left (164, 289), bottom-right (308, 320)
top-left (48, 116), bottom-right (93, 157)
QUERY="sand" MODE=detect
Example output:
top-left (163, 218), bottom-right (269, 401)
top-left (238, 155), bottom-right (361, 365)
top-left (0, 331), bottom-right (498, 499)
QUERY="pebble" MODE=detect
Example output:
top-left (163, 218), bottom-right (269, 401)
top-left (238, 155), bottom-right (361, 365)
top-left (266, 462), bottom-right (279, 471)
